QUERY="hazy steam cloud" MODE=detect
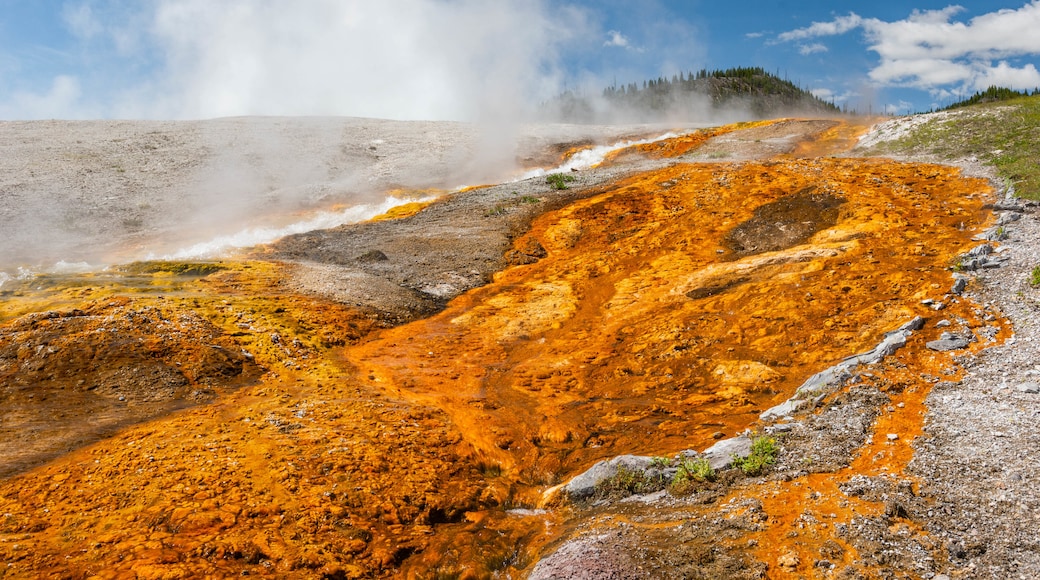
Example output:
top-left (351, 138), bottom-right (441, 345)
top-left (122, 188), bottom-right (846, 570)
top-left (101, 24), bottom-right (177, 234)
top-left (18, 0), bottom-right (588, 122)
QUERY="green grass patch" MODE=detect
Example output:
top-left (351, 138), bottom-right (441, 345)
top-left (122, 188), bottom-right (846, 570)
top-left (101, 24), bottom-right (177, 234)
top-left (1030, 265), bottom-right (1040, 287)
top-left (861, 95), bottom-right (1040, 200)
top-left (546, 173), bottom-right (576, 190)
top-left (594, 465), bottom-right (667, 498)
top-left (730, 435), bottom-right (778, 476)
top-left (669, 456), bottom-right (716, 494)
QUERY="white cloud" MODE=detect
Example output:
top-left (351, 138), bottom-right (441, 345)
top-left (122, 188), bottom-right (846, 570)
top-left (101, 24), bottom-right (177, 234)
top-left (869, 57), bottom-right (975, 86)
top-left (605, 30), bottom-right (630, 48)
top-left (603, 29), bottom-right (645, 54)
top-left (778, 13), bottom-right (863, 41)
top-left (61, 2), bottom-right (104, 40)
top-left (799, 43), bottom-right (827, 56)
top-left (973, 61), bottom-right (1040, 90)
top-left (777, 2), bottom-right (1040, 94)
top-left (810, 87), bottom-right (857, 104)
top-left (884, 100), bottom-right (914, 115)
top-left (810, 87), bottom-right (835, 101)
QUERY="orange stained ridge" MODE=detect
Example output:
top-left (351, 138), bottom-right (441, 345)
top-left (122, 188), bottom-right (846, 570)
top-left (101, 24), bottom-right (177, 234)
top-left (784, 116), bottom-right (881, 158)
top-left (0, 120), bottom-right (998, 578)
top-left (600, 119), bottom-right (777, 164)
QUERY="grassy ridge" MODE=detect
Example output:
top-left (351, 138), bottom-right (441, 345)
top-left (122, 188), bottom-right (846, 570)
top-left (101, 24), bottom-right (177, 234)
top-left (862, 94), bottom-right (1040, 201)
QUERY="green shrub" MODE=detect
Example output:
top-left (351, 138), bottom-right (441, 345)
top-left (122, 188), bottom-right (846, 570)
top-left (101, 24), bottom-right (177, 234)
top-left (649, 456), bottom-right (671, 469)
top-left (673, 456), bottom-right (715, 485)
top-left (546, 173), bottom-right (576, 190)
top-left (730, 436), bottom-right (778, 476)
top-left (1030, 265), bottom-right (1040, 287)
top-left (595, 465), bottom-right (666, 498)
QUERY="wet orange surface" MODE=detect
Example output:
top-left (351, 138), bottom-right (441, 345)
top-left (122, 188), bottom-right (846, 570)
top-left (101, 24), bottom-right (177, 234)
top-left (601, 120), bottom-right (775, 162)
top-left (784, 117), bottom-right (885, 159)
top-left (0, 119), bottom-right (997, 578)
top-left (349, 153), bottom-right (990, 493)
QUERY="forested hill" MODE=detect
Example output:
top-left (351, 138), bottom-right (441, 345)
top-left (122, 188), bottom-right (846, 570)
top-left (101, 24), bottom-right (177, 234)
top-left (542, 66), bottom-right (842, 123)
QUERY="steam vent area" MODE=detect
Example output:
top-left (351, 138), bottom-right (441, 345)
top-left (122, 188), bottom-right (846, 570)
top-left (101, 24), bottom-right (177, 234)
top-left (0, 117), bottom-right (1004, 578)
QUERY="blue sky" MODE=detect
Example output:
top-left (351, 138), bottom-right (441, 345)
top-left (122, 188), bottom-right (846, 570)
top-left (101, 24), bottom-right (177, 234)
top-left (1, 0), bottom-right (1039, 120)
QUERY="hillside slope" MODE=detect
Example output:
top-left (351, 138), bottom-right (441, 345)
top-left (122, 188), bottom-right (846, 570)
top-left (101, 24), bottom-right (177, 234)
top-left (544, 66), bottom-right (841, 123)
top-left (857, 93), bottom-right (1040, 201)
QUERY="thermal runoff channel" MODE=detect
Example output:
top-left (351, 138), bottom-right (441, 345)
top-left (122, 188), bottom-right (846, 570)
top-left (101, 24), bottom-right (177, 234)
top-left (0, 119), bottom-right (995, 578)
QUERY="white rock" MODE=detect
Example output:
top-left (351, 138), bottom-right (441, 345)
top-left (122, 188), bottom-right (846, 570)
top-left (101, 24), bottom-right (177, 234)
top-left (1015, 381), bottom-right (1040, 394)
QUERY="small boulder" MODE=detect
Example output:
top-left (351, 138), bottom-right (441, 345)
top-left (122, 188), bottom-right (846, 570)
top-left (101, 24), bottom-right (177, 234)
top-left (563, 455), bottom-right (655, 499)
top-left (926, 332), bottom-right (971, 352)
top-left (356, 249), bottom-right (389, 263)
top-left (1016, 382), bottom-right (1040, 394)
top-left (967, 244), bottom-right (993, 257)
top-left (701, 435), bottom-right (753, 470)
top-left (777, 551), bottom-right (800, 571)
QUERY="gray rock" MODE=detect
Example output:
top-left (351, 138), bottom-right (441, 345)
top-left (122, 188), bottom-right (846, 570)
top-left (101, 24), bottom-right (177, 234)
top-left (1016, 381), bottom-right (1040, 394)
top-left (950, 275), bottom-right (968, 295)
top-left (968, 244), bottom-right (994, 257)
top-left (765, 422), bottom-right (800, 434)
top-left (761, 317), bottom-right (924, 421)
top-left (997, 211), bottom-right (1022, 224)
top-left (992, 203), bottom-right (1024, 212)
top-left (973, 226), bottom-right (1009, 242)
top-left (981, 257), bottom-right (1005, 269)
top-left (760, 398), bottom-right (805, 422)
top-left (926, 336), bottom-right (971, 351)
top-left (701, 435), bottom-right (753, 470)
top-left (564, 455), bottom-right (655, 499)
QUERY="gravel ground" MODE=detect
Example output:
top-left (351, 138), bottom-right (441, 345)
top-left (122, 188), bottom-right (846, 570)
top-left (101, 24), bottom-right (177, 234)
top-left (907, 185), bottom-right (1040, 578)
top-left (856, 114), bottom-right (1040, 577)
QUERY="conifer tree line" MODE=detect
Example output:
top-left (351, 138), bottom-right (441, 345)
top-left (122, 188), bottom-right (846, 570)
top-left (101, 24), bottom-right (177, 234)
top-left (940, 85), bottom-right (1040, 111)
top-left (542, 66), bottom-right (841, 123)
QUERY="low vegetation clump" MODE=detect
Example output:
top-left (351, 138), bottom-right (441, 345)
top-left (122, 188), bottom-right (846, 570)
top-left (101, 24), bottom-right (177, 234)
top-left (595, 465), bottom-right (667, 498)
top-left (596, 438), bottom-right (782, 499)
top-left (669, 456), bottom-right (716, 494)
top-left (546, 173), bottom-right (576, 190)
top-left (1030, 265), bottom-right (1040, 287)
top-left (730, 436), bottom-right (778, 476)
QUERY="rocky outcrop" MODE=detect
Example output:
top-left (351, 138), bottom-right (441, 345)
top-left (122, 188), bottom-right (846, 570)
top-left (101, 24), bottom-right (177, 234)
top-left (760, 316), bottom-right (925, 421)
